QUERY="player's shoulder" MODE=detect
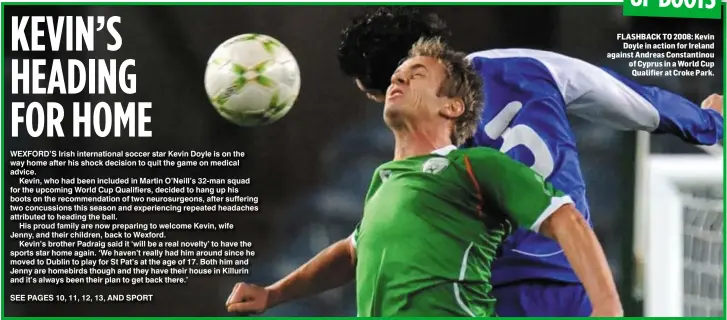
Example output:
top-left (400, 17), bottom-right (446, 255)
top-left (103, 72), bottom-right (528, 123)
top-left (451, 146), bottom-right (510, 164)
top-left (454, 147), bottom-right (536, 177)
top-left (466, 48), bottom-right (601, 101)
top-left (466, 48), bottom-right (573, 63)
top-left (465, 48), bottom-right (591, 77)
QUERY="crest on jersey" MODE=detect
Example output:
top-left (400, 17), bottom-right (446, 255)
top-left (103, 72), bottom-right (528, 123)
top-left (379, 169), bottom-right (392, 181)
top-left (422, 157), bottom-right (450, 174)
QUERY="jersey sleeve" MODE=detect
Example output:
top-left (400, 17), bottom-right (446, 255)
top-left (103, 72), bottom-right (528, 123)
top-left (468, 49), bottom-right (722, 146)
top-left (464, 148), bottom-right (574, 232)
top-left (553, 54), bottom-right (722, 145)
top-left (349, 223), bottom-right (361, 250)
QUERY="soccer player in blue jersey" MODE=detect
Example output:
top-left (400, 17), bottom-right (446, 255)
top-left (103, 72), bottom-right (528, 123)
top-left (331, 7), bottom-right (723, 317)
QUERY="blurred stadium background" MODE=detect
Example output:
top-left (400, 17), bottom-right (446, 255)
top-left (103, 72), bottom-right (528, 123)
top-left (3, 5), bottom-right (723, 317)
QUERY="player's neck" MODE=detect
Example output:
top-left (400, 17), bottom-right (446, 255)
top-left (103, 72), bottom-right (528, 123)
top-left (392, 128), bottom-right (453, 161)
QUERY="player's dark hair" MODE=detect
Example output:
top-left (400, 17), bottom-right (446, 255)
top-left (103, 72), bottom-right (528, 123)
top-left (408, 37), bottom-right (484, 145)
top-left (337, 7), bottom-right (451, 94)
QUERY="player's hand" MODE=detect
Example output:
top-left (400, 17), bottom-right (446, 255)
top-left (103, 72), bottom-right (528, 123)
top-left (226, 282), bottom-right (270, 315)
top-left (701, 93), bottom-right (723, 115)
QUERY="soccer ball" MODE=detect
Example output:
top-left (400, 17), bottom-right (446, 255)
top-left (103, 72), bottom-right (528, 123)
top-left (204, 34), bottom-right (301, 126)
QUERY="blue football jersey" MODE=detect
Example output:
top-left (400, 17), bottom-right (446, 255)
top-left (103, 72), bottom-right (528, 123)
top-left (466, 48), bottom-right (723, 286)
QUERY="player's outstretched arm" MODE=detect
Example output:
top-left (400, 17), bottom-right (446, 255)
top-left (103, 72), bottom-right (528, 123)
top-left (540, 205), bottom-right (622, 317)
top-left (464, 147), bottom-right (621, 316)
top-left (550, 54), bottom-right (722, 145)
top-left (226, 237), bottom-right (356, 314)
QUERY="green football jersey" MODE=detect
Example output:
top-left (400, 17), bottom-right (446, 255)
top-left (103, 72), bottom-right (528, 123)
top-left (351, 145), bottom-right (573, 317)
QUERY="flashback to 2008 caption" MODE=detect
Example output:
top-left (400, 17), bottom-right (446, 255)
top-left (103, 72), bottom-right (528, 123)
top-left (607, 33), bottom-right (716, 77)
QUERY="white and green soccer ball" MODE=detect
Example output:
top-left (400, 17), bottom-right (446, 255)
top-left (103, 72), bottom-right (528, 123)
top-left (204, 34), bottom-right (301, 126)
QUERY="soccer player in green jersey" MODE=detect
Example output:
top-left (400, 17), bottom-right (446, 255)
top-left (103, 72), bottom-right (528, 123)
top-left (226, 38), bottom-right (622, 317)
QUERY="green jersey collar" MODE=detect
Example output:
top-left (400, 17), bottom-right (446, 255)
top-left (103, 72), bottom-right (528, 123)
top-left (431, 145), bottom-right (457, 156)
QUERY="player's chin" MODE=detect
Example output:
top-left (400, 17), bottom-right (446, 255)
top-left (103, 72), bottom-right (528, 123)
top-left (383, 104), bottom-right (406, 124)
top-left (383, 100), bottom-right (404, 114)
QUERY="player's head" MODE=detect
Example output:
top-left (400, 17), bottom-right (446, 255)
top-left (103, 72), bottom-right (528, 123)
top-left (337, 7), bottom-right (451, 102)
top-left (384, 37), bottom-right (483, 145)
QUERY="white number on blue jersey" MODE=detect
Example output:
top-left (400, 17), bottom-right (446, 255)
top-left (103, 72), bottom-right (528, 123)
top-left (483, 101), bottom-right (555, 178)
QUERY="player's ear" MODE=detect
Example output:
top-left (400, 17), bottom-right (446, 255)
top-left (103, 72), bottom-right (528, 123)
top-left (441, 98), bottom-right (465, 119)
